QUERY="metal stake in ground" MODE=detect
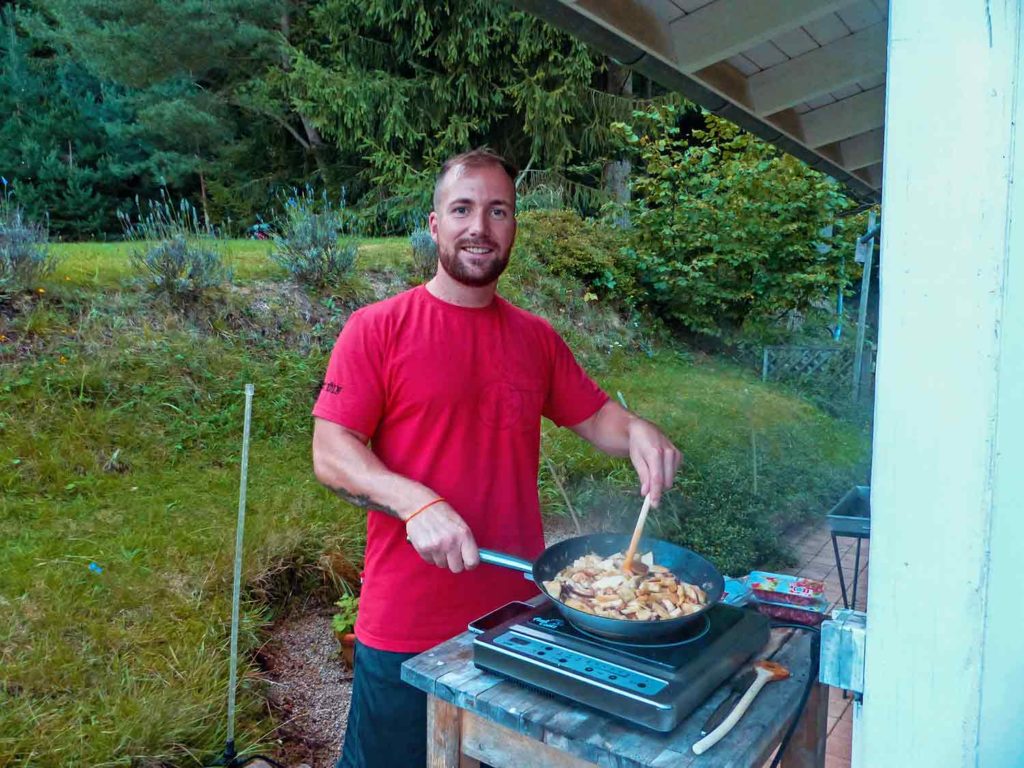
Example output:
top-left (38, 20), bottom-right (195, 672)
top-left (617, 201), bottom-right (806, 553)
top-left (223, 384), bottom-right (256, 767)
top-left (214, 385), bottom-right (285, 768)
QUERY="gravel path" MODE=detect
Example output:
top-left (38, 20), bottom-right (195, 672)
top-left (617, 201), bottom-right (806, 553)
top-left (259, 608), bottom-right (353, 768)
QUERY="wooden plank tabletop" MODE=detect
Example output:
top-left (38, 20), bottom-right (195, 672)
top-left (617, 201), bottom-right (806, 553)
top-left (402, 617), bottom-right (818, 768)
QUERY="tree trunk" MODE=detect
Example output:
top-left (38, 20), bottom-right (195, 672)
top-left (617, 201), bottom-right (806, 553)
top-left (197, 164), bottom-right (210, 231)
top-left (281, 2), bottom-right (332, 183)
top-left (603, 59), bottom-right (632, 227)
top-left (300, 115), bottom-right (332, 183)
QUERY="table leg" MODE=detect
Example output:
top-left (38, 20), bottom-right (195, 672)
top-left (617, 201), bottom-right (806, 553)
top-left (427, 695), bottom-right (466, 768)
top-left (850, 537), bottom-right (863, 610)
top-left (779, 681), bottom-right (828, 768)
top-left (831, 533), bottom-right (849, 609)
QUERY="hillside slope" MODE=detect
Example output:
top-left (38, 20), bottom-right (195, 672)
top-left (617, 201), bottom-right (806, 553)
top-left (0, 233), bottom-right (868, 766)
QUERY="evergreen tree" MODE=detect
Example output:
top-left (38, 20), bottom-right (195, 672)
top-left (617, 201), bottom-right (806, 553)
top-left (276, 0), bottom-right (645, 227)
top-left (0, 0), bottom-right (668, 236)
top-left (1, 6), bottom-right (114, 236)
top-left (0, 1), bottom-right (284, 236)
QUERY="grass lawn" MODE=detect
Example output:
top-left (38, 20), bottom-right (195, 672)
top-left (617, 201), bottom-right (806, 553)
top-left (46, 238), bottom-right (410, 288)
top-left (0, 235), bottom-right (869, 766)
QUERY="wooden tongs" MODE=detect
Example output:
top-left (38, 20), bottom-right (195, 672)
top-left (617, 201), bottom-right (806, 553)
top-left (622, 493), bottom-right (652, 575)
top-left (691, 661), bottom-right (791, 755)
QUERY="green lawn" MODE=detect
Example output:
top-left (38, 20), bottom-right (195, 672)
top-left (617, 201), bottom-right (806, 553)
top-left (0, 237), bottom-right (869, 766)
top-left (45, 237), bottom-right (410, 288)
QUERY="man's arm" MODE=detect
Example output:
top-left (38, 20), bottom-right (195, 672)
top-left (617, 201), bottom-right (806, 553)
top-left (312, 418), bottom-right (480, 572)
top-left (568, 400), bottom-right (682, 506)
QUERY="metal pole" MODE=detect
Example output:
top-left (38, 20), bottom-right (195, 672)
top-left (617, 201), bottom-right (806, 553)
top-left (835, 256), bottom-right (846, 342)
top-left (852, 213), bottom-right (877, 400)
top-left (225, 383), bottom-right (254, 762)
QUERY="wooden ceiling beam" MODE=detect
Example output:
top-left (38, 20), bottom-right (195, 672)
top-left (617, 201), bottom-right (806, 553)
top-left (853, 162), bottom-right (883, 189)
top-left (572, 0), bottom-right (675, 61)
top-left (669, 0), bottom-right (854, 73)
top-left (801, 86), bottom-right (886, 147)
top-left (748, 21), bottom-right (887, 115)
top-left (836, 128), bottom-right (885, 170)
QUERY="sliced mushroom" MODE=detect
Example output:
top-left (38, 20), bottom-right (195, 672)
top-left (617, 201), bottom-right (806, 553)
top-left (549, 548), bottom-right (709, 621)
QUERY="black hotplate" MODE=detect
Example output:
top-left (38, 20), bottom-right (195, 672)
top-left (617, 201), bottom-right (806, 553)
top-left (471, 600), bottom-right (769, 732)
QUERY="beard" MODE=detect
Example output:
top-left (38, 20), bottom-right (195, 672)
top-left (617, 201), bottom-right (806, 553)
top-left (437, 238), bottom-right (510, 287)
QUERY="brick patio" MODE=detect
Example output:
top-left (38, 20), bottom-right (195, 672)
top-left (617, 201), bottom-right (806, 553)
top-left (786, 519), bottom-right (869, 768)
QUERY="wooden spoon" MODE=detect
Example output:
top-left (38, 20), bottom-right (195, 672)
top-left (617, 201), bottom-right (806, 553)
top-left (622, 494), bottom-right (652, 574)
top-left (691, 661), bottom-right (791, 755)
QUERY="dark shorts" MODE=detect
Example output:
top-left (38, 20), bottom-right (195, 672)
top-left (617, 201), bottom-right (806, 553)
top-left (337, 640), bottom-right (425, 768)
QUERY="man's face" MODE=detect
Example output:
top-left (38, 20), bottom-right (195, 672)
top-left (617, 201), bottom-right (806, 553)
top-left (429, 163), bottom-right (516, 287)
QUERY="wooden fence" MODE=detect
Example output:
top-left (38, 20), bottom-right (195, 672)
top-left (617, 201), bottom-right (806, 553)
top-left (761, 345), bottom-right (875, 401)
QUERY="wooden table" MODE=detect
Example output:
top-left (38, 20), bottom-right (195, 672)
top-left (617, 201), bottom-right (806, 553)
top-left (401, 605), bottom-right (826, 768)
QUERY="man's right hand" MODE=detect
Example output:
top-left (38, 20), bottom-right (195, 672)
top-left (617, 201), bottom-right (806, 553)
top-left (405, 501), bottom-right (481, 573)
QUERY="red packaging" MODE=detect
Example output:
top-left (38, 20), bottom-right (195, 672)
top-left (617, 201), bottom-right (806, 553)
top-left (747, 571), bottom-right (825, 607)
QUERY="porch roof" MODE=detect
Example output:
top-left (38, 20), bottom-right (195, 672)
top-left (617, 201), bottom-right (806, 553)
top-left (511, 0), bottom-right (886, 204)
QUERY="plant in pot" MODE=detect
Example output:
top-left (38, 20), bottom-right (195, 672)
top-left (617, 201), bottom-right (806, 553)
top-left (332, 593), bottom-right (359, 669)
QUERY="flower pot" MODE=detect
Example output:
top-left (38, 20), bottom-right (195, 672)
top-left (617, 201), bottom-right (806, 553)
top-left (335, 630), bottom-right (357, 669)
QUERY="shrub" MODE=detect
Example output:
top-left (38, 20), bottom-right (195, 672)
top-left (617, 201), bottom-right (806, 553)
top-left (502, 217), bottom-right (652, 374)
top-left (514, 210), bottom-right (638, 306)
top-left (120, 194), bottom-right (230, 300)
top-left (0, 181), bottom-right (55, 301)
top-left (133, 235), bottom-right (228, 300)
top-left (272, 188), bottom-right (358, 288)
top-left (409, 228), bottom-right (436, 280)
top-left (614, 105), bottom-right (854, 340)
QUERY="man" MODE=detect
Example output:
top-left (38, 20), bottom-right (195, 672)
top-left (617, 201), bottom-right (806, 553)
top-left (312, 148), bottom-right (682, 768)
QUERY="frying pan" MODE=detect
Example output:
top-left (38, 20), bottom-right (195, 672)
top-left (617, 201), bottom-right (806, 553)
top-left (479, 533), bottom-right (724, 643)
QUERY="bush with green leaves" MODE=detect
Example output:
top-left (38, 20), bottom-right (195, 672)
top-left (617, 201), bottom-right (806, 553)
top-left (271, 189), bottom-right (358, 288)
top-left (120, 194), bottom-right (230, 300)
top-left (514, 210), bottom-right (639, 306)
top-left (409, 228), bottom-right (436, 280)
top-left (614, 105), bottom-right (855, 340)
top-left (0, 180), bottom-right (55, 300)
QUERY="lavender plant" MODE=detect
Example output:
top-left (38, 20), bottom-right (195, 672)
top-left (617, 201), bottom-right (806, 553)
top-left (272, 188), bottom-right (358, 288)
top-left (409, 228), bottom-right (436, 280)
top-left (0, 177), bottom-right (55, 301)
top-left (119, 192), bottom-right (230, 300)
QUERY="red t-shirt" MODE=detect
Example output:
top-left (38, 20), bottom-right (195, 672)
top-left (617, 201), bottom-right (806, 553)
top-left (312, 285), bottom-right (608, 652)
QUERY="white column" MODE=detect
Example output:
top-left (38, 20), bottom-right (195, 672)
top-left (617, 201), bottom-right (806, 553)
top-left (864, 2), bottom-right (1024, 767)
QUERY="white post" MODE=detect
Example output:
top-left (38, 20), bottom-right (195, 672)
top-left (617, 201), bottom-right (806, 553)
top-left (864, 3), bottom-right (1024, 767)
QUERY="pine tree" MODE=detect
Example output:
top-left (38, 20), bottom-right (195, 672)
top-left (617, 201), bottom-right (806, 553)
top-left (1, 6), bottom-right (113, 236)
top-left (6, 0), bottom-right (282, 235)
top-left (275, 0), bottom-right (645, 226)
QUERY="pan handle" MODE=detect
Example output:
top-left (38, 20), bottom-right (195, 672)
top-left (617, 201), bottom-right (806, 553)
top-left (478, 549), bottom-right (535, 578)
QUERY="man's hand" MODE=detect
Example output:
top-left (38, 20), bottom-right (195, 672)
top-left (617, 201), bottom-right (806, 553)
top-left (569, 401), bottom-right (683, 508)
top-left (405, 501), bottom-right (481, 573)
top-left (626, 418), bottom-right (683, 507)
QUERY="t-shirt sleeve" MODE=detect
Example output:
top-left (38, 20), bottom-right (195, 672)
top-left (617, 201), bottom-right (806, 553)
top-left (542, 327), bottom-right (609, 427)
top-left (312, 310), bottom-right (386, 437)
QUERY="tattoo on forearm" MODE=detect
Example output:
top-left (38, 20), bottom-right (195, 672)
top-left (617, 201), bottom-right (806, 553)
top-left (327, 486), bottom-right (402, 519)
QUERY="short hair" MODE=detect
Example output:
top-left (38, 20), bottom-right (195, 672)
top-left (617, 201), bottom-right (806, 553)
top-left (432, 148), bottom-right (518, 210)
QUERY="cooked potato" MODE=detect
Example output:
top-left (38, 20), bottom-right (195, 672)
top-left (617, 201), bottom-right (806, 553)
top-left (545, 550), bottom-right (707, 621)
